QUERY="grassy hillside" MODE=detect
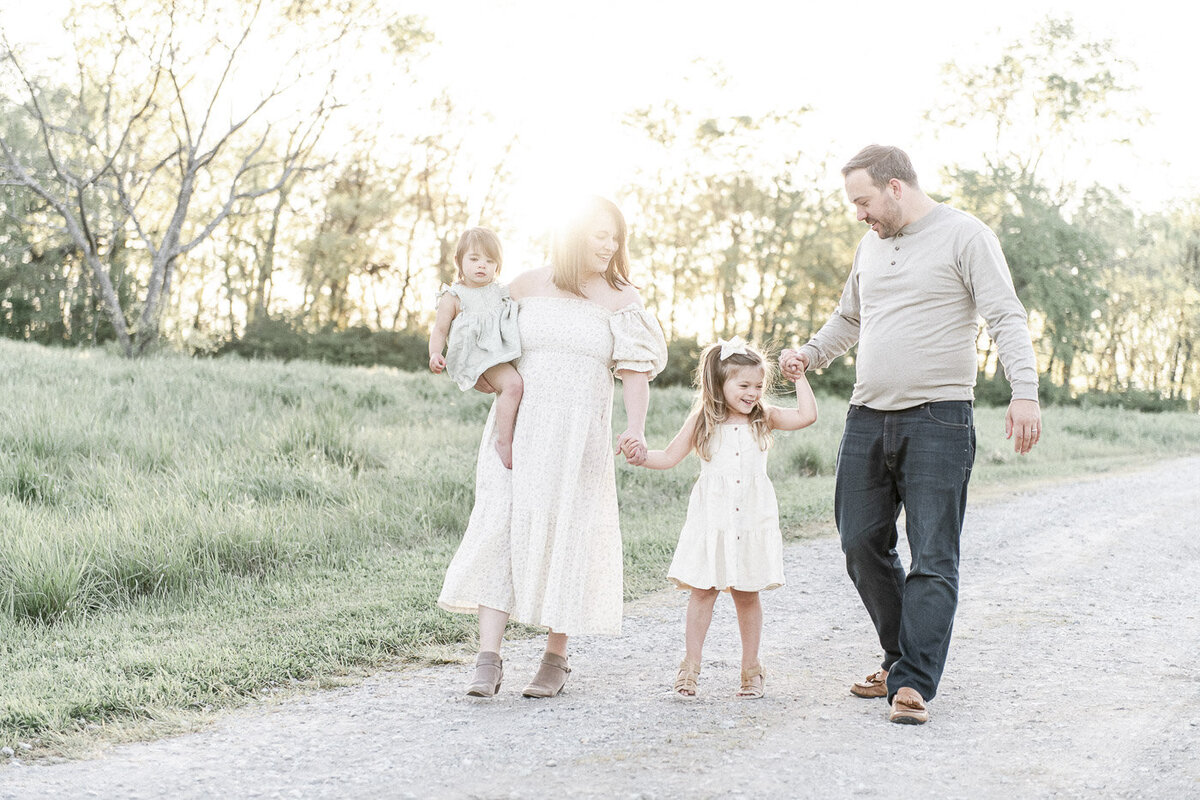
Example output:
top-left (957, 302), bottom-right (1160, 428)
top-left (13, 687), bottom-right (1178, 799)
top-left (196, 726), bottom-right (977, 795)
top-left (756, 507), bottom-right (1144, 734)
top-left (2, 339), bottom-right (1198, 751)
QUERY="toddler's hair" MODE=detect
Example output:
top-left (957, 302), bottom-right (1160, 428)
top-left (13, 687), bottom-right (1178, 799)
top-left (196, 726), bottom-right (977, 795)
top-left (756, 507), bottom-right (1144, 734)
top-left (691, 339), bottom-right (774, 461)
top-left (454, 227), bottom-right (504, 279)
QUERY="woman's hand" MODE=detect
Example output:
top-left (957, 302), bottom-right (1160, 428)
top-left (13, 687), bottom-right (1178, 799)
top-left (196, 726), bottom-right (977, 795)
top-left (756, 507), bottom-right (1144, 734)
top-left (615, 430), bottom-right (647, 466)
top-left (616, 370), bottom-right (650, 466)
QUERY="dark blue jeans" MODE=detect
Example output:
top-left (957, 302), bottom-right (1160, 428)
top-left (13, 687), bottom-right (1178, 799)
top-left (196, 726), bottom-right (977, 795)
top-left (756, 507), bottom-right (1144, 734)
top-left (834, 401), bottom-right (976, 702)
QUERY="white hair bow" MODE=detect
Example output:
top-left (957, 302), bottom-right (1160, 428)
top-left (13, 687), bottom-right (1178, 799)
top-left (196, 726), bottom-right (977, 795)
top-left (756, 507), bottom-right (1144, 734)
top-left (717, 336), bottom-right (748, 360)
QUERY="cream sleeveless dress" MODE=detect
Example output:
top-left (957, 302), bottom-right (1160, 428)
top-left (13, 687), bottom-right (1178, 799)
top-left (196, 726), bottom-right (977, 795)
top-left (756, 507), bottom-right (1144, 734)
top-left (667, 423), bottom-right (785, 592)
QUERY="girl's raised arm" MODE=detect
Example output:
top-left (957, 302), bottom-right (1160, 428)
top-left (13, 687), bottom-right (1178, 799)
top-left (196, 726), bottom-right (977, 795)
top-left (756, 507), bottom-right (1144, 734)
top-left (767, 372), bottom-right (818, 431)
top-left (642, 412), bottom-right (699, 470)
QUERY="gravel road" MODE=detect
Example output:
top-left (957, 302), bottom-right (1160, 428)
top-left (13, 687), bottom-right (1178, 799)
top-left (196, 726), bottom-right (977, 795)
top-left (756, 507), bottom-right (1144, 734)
top-left (3, 456), bottom-right (1199, 799)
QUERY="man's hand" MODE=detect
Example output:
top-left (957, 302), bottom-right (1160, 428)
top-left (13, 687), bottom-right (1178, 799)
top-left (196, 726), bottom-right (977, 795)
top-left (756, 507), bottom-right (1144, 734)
top-left (1005, 398), bottom-right (1041, 455)
top-left (779, 348), bottom-right (810, 382)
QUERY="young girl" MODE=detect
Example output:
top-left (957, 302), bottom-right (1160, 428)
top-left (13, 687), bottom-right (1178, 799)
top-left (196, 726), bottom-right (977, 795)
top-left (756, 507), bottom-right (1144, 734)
top-left (638, 336), bottom-right (817, 699)
top-left (429, 227), bottom-right (523, 469)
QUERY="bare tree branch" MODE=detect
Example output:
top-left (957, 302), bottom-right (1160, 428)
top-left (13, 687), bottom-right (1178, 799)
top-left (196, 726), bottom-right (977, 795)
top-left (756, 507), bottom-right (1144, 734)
top-left (194, 0), bottom-right (264, 149)
top-left (0, 134), bottom-right (132, 351)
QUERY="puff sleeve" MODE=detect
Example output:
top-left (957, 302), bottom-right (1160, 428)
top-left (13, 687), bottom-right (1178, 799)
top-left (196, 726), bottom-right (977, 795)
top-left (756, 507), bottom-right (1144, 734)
top-left (609, 305), bottom-right (668, 380)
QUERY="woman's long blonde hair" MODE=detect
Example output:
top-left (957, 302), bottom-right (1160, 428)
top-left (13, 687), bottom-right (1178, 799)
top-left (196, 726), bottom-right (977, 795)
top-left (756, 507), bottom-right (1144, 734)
top-left (691, 340), bottom-right (774, 461)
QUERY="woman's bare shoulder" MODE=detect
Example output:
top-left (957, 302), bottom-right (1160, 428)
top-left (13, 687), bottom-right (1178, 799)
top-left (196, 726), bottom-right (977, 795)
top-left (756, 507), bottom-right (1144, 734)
top-left (610, 282), bottom-right (645, 310)
top-left (589, 281), bottom-right (644, 312)
top-left (508, 267), bottom-right (552, 299)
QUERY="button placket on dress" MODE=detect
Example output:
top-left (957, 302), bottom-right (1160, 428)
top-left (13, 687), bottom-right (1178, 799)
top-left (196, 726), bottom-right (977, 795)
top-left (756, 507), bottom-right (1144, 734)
top-left (733, 425), bottom-right (741, 514)
top-left (732, 427), bottom-right (743, 558)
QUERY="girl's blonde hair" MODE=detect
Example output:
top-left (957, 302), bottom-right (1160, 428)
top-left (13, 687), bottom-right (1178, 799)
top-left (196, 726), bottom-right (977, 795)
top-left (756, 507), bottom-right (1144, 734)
top-left (454, 227), bottom-right (504, 279)
top-left (550, 196), bottom-right (632, 295)
top-left (691, 339), bottom-right (774, 461)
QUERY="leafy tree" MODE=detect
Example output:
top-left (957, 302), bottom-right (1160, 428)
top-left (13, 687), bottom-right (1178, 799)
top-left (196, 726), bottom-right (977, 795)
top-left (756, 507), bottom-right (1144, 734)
top-left (295, 93), bottom-right (514, 333)
top-left (931, 15), bottom-right (1145, 393)
top-left (0, 0), bottom-right (428, 355)
top-left (1116, 203), bottom-right (1200, 405)
top-left (623, 101), bottom-right (856, 349)
top-left (929, 16), bottom-right (1145, 193)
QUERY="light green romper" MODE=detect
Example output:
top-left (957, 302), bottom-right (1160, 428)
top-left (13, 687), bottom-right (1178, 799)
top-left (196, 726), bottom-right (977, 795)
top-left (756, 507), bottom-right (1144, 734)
top-left (441, 282), bottom-right (521, 391)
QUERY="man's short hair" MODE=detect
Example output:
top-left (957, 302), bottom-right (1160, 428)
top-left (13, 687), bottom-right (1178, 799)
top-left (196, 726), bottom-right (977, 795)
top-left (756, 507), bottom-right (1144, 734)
top-left (842, 145), bottom-right (919, 190)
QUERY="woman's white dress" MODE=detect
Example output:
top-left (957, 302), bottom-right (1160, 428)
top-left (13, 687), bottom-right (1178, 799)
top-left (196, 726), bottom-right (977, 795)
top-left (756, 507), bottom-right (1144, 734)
top-left (667, 423), bottom-right (785, 593)
top-left (438, 296), bottom-right (667, 635)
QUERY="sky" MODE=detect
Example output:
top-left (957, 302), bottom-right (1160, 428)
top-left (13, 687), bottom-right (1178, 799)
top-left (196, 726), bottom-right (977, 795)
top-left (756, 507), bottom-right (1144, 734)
top-left (5, 0), bottom-right (1198, 268)
top-left (403, 0), bottom-right (1198, 248)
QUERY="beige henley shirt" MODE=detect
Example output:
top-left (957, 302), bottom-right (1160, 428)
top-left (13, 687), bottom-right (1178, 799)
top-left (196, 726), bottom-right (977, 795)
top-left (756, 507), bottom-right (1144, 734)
top-left (799, 203), bottom-right (1039, 411)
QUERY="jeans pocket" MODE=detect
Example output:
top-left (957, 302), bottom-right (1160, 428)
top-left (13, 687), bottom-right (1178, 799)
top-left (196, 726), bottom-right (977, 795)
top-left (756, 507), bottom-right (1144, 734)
top-left (923, 402), bottom-right (971, 430)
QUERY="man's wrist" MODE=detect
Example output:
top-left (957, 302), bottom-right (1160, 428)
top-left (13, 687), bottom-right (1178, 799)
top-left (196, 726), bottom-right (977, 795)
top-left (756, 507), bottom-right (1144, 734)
top-left (797, 343), bottom-right (820, 370)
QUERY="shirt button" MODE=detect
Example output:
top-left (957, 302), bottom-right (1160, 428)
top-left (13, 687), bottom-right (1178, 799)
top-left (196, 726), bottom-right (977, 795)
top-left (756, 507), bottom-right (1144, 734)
top-left (894, 246), bottom-right (900, 251)
top-left (890, 261), bottom-right (896, 266)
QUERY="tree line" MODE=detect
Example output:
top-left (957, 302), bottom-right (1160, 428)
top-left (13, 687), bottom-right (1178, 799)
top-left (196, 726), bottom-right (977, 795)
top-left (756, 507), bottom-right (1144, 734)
top-left (1, 6), bottom-right (1196, 409)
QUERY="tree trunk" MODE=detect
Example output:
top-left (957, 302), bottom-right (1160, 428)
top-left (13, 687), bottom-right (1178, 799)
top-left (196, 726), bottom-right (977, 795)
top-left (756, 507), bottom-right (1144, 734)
top-left (252, 187), bottom-right (289, 322)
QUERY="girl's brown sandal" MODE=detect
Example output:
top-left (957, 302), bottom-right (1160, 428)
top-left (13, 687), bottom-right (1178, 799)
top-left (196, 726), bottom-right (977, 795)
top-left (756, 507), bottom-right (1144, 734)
top-left (674, 659), bottom-right (701, 697)
top-left (737, 664), bottom-right (765, 699)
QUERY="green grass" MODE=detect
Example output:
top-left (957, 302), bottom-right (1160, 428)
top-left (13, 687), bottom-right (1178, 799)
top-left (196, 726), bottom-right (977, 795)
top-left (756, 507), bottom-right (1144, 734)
top-left (1, 338), bottom-right (1198, 752)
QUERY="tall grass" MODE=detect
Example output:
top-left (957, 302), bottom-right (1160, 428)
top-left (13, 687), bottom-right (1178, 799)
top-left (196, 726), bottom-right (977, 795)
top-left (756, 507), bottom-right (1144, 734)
top-left (1, 338), bottom-right (1198, 750)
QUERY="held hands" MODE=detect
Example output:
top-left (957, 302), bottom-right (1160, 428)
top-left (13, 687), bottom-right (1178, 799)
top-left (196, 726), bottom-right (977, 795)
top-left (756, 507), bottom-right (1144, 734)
top-left (1005, 398), bottom-right (1041, 455)
top-left (615, 430), bottom-right (647, 466)
top-left (779, 348), bottom-right (810, 382)
top-left (429, 354), bottom-right (446, 374)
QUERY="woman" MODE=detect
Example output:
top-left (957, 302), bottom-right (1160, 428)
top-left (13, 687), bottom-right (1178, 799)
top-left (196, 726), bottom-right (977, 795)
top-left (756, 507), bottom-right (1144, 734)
top-left (437, 196), bottom-right (668, 698)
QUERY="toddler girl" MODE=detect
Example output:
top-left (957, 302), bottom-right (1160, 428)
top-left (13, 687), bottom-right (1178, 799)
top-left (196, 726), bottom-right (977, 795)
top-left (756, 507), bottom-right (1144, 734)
top-left (638, 336), bottom-right (817, 699)
top-left (429, 227), bottom-right (523, 468)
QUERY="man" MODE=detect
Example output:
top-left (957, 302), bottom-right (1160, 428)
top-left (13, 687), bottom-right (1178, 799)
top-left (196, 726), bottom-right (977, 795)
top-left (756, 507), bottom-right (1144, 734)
top-left (781, 145), bottom-right (1041, 724)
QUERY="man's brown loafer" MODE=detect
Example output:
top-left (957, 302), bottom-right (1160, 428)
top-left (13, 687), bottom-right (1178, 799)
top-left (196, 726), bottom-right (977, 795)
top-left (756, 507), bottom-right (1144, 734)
top-left (850, 668), bottom-right (889, 698)
top-left (889, 686), bottom-right (929, 724)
